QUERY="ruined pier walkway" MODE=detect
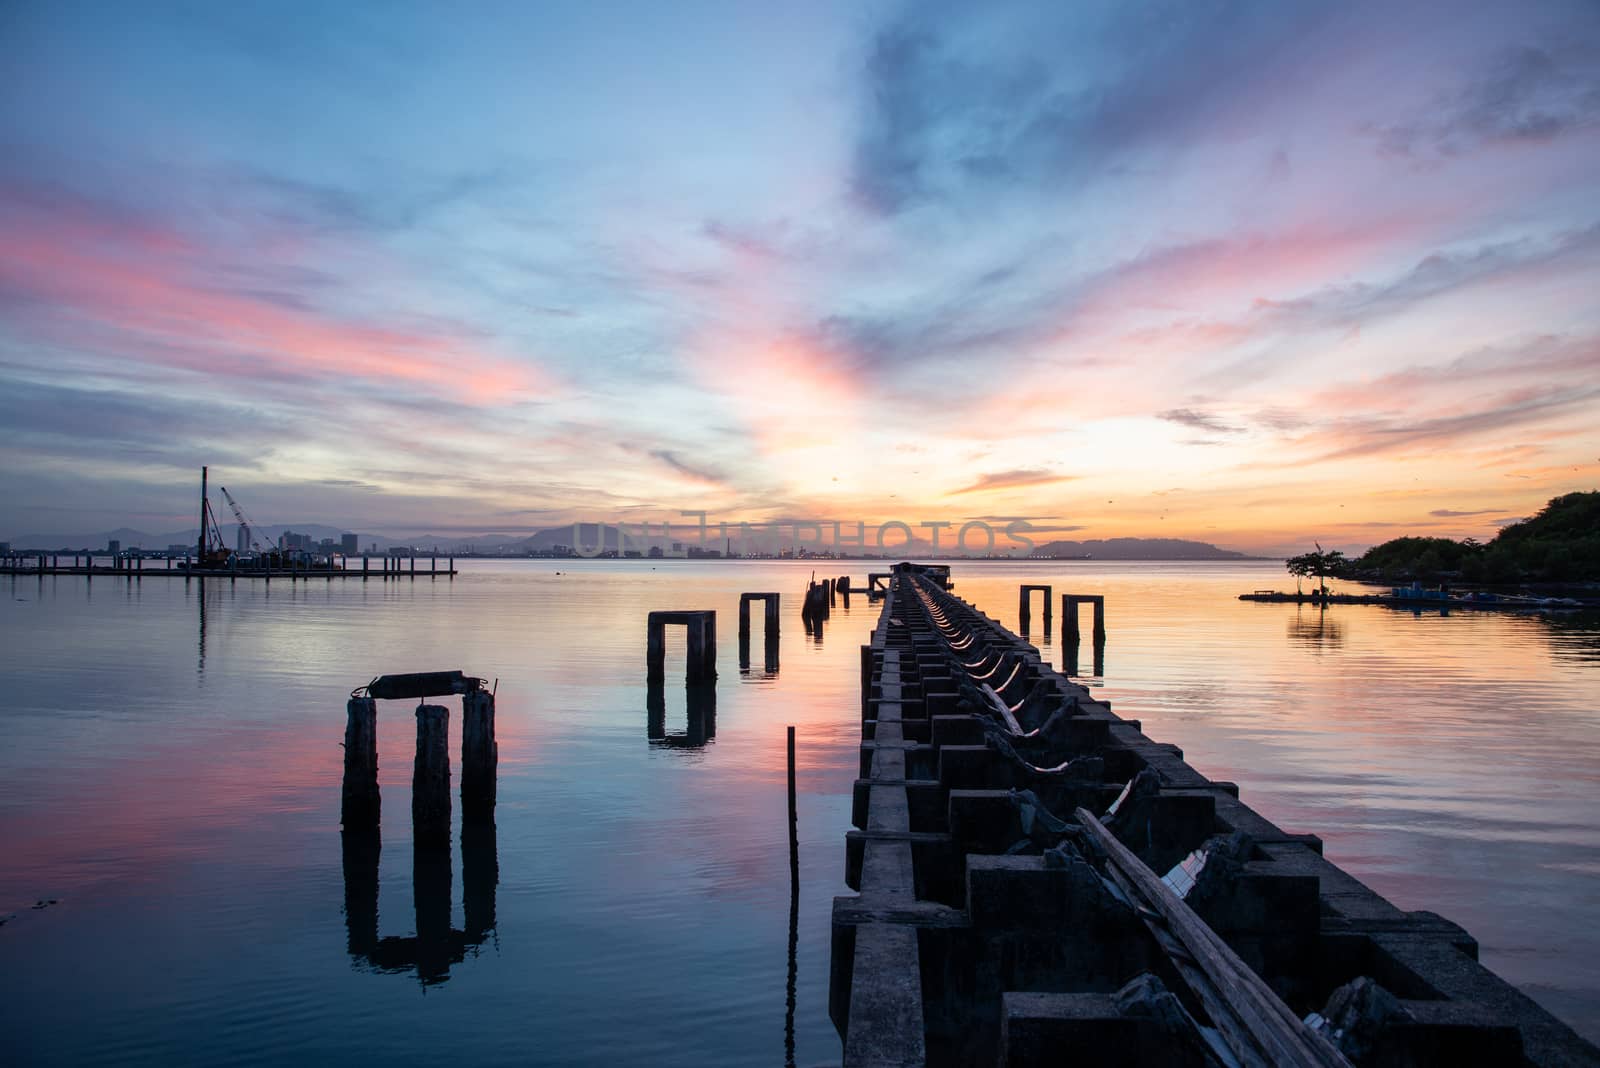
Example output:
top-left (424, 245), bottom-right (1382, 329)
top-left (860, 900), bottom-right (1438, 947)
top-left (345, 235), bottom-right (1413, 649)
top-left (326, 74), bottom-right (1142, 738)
top-left (831, 563), bottom-right (1599, 1067)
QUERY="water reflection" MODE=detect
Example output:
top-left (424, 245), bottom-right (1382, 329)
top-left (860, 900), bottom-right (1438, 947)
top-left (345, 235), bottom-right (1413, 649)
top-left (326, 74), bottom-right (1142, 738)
top-left (341, 822), bottom-right (499, 987)
top-left (646, 681), bottom-right (718, 748)
top-left (1543, 611), bottom-right (1600, 664)
top-left (739, 632), bottom-right (781, 677)
top-left (1063, 640), bottom-right (1105, 679)
top-left (1287, 607), bottom-right (1345, 650)
top-left (196, 580), bottom-right (207, 680)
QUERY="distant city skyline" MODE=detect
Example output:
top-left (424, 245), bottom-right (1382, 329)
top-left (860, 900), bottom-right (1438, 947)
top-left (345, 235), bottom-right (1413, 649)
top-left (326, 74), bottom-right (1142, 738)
top-left (2, 2), bottom-right (1597, 556)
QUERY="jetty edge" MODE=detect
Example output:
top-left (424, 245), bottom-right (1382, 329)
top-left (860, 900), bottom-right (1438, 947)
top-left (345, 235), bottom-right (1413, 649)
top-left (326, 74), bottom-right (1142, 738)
top-left (832, 562), bottom-right (1600, 1067)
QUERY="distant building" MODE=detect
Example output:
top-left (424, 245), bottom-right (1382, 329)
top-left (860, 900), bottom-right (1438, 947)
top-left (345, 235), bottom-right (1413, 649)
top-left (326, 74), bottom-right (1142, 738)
top-left (236, 526), bottom-right (249, 553)
top-left (648, 546), bottom-right (663, 558)
top-left (168, 544), bottom-right (189, 555)
top-left (341, 533), bottom-right (359, 555)
top-left (0, 541), bottom-right (9, 555)
top-left (279, 530), bottom-right (312, 551)
top-left (108, 539), bottom-right (120, 555)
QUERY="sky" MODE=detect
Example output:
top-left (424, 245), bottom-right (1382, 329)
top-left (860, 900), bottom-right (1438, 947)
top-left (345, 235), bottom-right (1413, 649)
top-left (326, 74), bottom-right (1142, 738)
top-left (1, 0), bottom-right (1598, 555)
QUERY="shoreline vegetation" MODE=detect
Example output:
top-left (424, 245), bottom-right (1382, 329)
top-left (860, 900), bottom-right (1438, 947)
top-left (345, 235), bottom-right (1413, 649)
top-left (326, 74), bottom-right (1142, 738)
top-left (1286, 492), bottom-right (1600, 588)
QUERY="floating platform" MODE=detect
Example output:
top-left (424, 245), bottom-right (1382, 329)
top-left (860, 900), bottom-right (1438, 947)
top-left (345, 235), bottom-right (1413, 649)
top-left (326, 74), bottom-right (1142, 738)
top-left (832, 564), bottom-right (1600, 1066)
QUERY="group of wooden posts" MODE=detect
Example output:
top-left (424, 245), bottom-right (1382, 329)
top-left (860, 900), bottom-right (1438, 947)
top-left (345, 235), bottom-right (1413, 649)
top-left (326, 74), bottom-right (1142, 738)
top-left (1020, 584), bottom-right (1107, 675)
top-left (341, 670), bottom-right (498, 844)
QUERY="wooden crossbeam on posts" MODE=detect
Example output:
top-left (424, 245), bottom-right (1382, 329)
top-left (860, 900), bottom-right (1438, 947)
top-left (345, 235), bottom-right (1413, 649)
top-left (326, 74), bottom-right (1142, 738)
top-left (1075, 808), bottom-right (1352, 1068)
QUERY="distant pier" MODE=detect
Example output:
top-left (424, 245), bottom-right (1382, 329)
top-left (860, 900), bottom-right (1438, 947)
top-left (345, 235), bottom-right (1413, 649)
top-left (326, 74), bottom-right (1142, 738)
top-left (831, 563), bottom-right (1600, 1066)
top-left (1, 552), bottom-right (456, 580)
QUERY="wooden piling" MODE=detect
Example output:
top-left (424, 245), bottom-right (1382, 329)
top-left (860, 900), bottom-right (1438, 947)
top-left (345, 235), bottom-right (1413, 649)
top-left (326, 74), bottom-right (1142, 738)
top-left (648, 610), bottom-right (717, 684)
top-left (341, 697), bottom-right (380, 830)
top-left (461, 689), bottom-right (497, 822)
top-left (647, 617), bottom-right (666, 683)
top-left (787, 725), bottom-right (799, 888)
top-left (412, 704), bottom-right (451, 846)
top-left (685, 614), bottom-right (716, 684)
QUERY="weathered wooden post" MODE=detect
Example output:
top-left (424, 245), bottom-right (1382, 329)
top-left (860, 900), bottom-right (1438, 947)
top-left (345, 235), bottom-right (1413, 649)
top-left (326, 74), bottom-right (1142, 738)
top-left (410, 552), bottom-right (416, 578)
top-left (1062, 594), bottom-right (1081, 645)
top-left (648, 610), bottom-right (717, 684)
top-left (1019, 584), bottom-right (1052, 635)
top-left (412, 704), bottom-right (451, 846)
top-left (341, 696), bottom-right (380, 830)
top-left (1092, 595), bottom-right (1106, 644)
top-left (787, 725), bottom-right (799, 888)
top-left (685, 613), bottom-right (715, 684)
top-left (740, 593), bottom-right (781, 640)
top-left (647, 615), bottom-right (667, 683)
top-left (363, 555), bottom-right (369, 580)
top-left (461, 688), bottom-right (497, 822)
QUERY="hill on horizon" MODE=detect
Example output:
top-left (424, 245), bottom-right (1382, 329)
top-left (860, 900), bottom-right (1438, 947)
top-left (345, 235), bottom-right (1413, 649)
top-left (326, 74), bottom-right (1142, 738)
top-left (1030, 537), bottom-right (1249, 560)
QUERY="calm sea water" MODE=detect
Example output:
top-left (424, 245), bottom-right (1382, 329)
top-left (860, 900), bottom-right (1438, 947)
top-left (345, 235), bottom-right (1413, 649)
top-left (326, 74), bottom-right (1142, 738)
top-left (1, 559), bottom-right (1596, 1063)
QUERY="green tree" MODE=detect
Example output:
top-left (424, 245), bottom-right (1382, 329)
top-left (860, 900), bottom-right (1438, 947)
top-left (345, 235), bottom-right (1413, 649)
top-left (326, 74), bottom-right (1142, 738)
top-left (1286, 546), bottom-right (1347, 594)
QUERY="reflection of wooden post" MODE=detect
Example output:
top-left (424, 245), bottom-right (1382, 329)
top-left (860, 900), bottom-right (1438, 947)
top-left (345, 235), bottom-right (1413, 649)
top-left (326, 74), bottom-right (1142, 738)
top-left (413, 704), bottom-right (451, 847)
top-left (342, 697), bottom-right (380, 829)
top-left (412, 836), bottom-right (453, 984)
top-left (341, 829), bottom-right (380, 957)
top-left (461, 690), bottom-right (497, 822)
top-left (462, 820), bottom-right (498, 940)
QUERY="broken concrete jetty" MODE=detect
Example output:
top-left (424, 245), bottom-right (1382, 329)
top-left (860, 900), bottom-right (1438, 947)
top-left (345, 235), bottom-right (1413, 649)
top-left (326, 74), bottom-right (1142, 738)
top-left (831, 563), bottom-right (1600, 1067)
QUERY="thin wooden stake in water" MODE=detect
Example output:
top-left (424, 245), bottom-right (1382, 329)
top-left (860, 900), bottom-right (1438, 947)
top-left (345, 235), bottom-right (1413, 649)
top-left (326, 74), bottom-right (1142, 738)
top-left (787, 725), bottom-right (799, 886)
top-left (786, 723), bottom-right (799, 1068)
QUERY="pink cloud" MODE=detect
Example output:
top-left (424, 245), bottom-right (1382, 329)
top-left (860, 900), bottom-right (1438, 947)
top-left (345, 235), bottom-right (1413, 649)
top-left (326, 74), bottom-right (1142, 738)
top-left (0, 197), bottom-right (543, 404)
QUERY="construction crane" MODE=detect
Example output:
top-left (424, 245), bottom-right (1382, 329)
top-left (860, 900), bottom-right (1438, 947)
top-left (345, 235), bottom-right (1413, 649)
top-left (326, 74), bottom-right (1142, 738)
top-left (219, 485), bottom-right (264, 554)
top-left (196, 466), bottom-right (233, 567)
